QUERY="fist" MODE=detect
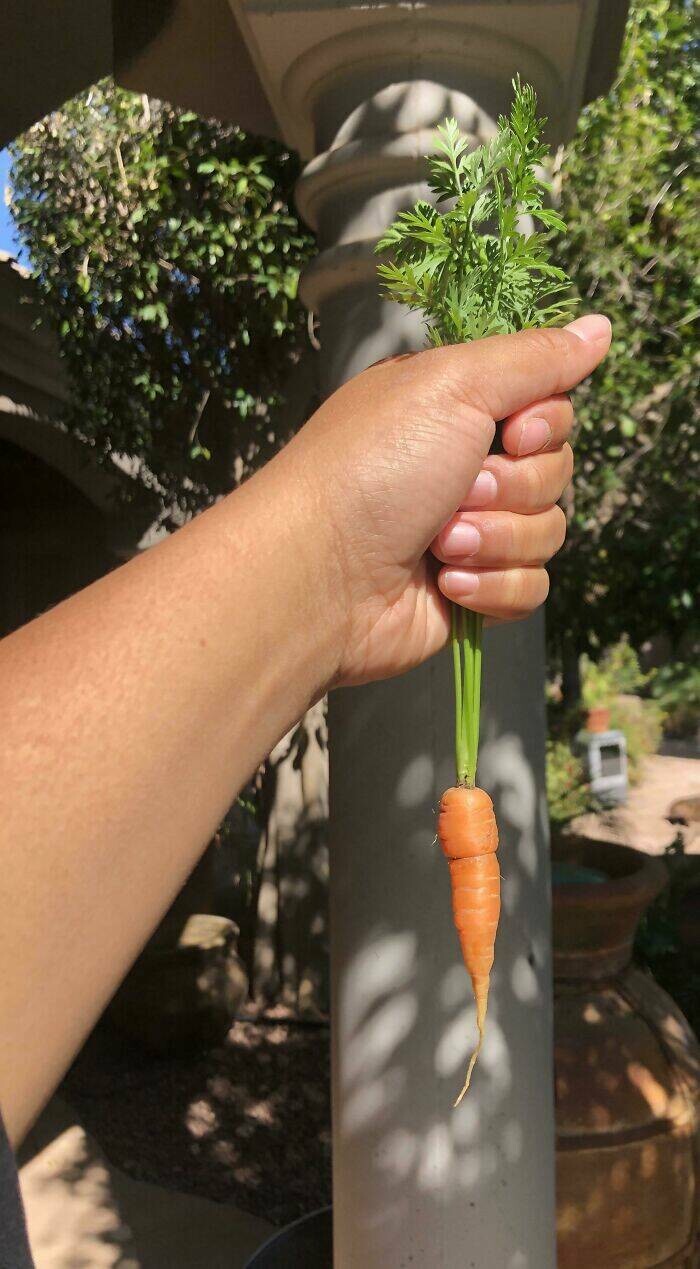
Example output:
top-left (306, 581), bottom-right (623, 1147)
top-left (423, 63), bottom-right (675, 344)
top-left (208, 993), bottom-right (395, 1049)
top-left (279, 315), bottom-right (611, 688)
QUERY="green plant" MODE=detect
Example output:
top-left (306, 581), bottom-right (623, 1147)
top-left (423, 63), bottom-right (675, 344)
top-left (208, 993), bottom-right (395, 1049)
top-left (580, 658), bottom-right (613, 711)
top-left (546, 739), bottom-right (593, 827)
top-left (551, 0), bottom-right (699, 659)
top-left (581, 637), bottom-right (650, 711)
top-left (610, 694), bottom-right (666, 781)
top-left (652, 660), bottom-right (700, 739)
top-left (10, 79), bottom-right (312, 515)
top-left (376, 80), bottom-right (574, 783)
top-left (599, 636), bottom-right (650, 695)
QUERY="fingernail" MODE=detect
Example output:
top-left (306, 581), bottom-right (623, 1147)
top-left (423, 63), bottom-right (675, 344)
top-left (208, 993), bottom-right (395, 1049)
top-left (464, 470), bottom-right (498, 507)
top-left (442, 521), bottom-right (481, 557)
top-left (442, 569), bottom-right (480, 599)
top-left (517, 416), bottom-right (552, 456)
top-left (565, 314), bottom-right (612, 343)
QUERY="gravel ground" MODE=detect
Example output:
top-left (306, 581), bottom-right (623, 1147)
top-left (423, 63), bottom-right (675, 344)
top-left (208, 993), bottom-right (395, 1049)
top-left (62, 1011), bottom-right (331, 1228)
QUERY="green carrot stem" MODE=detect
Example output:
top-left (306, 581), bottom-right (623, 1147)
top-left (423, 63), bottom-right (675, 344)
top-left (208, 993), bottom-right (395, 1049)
top-left (451, 603), bottom-right (484, 787)
top-left (469, 613), bottom-right (483, 786)
top-left (451, 603), bottom-right (466, 784)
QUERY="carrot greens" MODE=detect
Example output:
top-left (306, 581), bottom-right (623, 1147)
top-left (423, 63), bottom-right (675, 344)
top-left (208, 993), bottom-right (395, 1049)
top-left (376, 79), bottom-right (575, 785)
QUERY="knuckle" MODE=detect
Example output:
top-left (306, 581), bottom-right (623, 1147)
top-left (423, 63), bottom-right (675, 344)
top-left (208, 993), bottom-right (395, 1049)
top-left (504, 515), bottom-right (519, 560)
top-left (523, 326), bottom-right (570, 366)
top-left (551, 505), bottom-right (568, 553)
top-left (558, 395), bottom-right (575, 433)
top-left (506, 566), bottom-right (549, 613)
top-left (525, 458), bottom-right (546, 507)
top-left (506, 568), bottom-right (528, 611)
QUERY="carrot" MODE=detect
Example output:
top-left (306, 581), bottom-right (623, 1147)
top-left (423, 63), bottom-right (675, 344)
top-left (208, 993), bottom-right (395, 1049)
top-left (439, 785), bottom-right (500, 1105)
top-left (377, 83), bottom-right (574, 1107)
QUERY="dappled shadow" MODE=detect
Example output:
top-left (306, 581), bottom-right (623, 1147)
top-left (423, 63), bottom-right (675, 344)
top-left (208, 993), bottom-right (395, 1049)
top-left (63, 1013), bottom-right (331, 1229)
top-left (20, 1100), bottom-right (141, 1269)
top-left (21, 1093), bottom-right (272, 1268)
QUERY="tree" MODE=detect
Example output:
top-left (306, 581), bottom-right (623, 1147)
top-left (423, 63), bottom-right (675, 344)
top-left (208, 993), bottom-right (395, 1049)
top-left (9, 80), bottom-right (313, 516)
top-left (551, 0), bottom-right (698, 677)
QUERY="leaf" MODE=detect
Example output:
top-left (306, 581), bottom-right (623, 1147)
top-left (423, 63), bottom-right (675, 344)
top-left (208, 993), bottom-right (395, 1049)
top-left (377, 80), bottom-right (574, 349)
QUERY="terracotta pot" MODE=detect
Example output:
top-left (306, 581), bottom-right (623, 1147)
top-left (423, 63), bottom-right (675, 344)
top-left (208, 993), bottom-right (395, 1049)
top-left (585, 705), bottom-right (611, 733)
top-left (552, 837), bottom-right (700, 1268)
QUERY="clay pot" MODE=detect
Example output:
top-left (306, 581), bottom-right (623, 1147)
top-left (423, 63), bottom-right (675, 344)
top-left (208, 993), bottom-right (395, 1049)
top-left (552, 836), bottom-right (700, 1268)
top-left (585, 705), bottom-right (611, 733)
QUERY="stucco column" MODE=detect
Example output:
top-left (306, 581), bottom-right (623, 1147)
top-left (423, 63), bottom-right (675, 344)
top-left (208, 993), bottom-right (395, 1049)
top-left (297, 75), bottom-right (556, 1269)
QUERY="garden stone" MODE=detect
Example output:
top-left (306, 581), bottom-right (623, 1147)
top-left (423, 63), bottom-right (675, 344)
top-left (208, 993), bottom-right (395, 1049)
top-left (108, 914), bottom-right (248, 1055)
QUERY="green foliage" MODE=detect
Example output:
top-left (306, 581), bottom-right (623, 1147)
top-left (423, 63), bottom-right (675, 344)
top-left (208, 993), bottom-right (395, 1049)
top-left (651, 658), bottom-right (700, 738)
top-left (551, 0), bottom-right (699, 656)
top-left (580, 659), bottom-right (614, 710)
top-left (581, 636), bottom-right (651, 707)
top-left (599, 637), bottom-right (651, 695)
top-left (376, 79), bottom-right (576, 347)
top-left (9, 80), bottom-right (313, 515)
top-left (546, 738), bottom-right (594, 827)
top-left (609, 694), bottom-right (665, 781)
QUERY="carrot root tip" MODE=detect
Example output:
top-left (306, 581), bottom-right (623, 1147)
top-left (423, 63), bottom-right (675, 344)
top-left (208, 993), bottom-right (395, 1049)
top-left (453, 1022), bottom-right (485, 1108)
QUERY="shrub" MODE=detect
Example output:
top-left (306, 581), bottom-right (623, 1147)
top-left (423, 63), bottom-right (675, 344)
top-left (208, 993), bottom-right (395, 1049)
top-left (581, 636), bottom-right (650, 709)
top-left (599, 636), bottom-right (651, 695)
top-left (609, 694), bottom-right (666, 782)
top-left (546, 739), bottom-right (593, 827)
top-left (651, 660), bottom-right (700, 739)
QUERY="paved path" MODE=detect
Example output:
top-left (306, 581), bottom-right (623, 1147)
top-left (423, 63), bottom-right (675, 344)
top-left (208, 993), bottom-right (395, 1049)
top-left (20, 1098), bottom-right (273, 1269)
top-left (571, 754), bottom-right (700, 855)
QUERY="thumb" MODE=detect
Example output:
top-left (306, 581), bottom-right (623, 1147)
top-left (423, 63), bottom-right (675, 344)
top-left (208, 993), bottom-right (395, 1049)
top-left (432, 314), bottom-right (611, 425)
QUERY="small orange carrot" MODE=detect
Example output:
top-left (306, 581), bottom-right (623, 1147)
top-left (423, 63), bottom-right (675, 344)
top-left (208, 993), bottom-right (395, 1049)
top-left (439, 784), bottom-right (500, 1105)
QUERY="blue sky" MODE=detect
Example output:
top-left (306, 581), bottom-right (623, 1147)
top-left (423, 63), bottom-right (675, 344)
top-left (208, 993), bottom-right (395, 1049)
top-left (0, 149), bottom-right (21, 256)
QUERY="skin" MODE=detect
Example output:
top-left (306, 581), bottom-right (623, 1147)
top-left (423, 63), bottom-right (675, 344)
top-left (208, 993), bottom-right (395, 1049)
top-left (0, 314), bottom-right (610, 1144)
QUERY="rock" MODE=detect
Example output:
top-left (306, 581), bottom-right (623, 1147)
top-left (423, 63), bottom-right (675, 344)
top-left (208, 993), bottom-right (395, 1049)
top-left (108, 915), bottom-right (249, 1055)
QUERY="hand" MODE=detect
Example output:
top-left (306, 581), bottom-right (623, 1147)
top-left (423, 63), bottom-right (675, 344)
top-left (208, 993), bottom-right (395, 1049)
top-left (281, 315), bottom-right (611, 687)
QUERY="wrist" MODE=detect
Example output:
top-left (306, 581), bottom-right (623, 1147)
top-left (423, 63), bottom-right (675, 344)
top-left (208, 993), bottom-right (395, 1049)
top-left (219, 444), bottom-right (348, 706)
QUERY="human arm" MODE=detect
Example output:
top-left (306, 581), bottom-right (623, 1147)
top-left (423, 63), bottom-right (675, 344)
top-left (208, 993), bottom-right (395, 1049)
top-left (0, 316), bottom-right (610, 1144)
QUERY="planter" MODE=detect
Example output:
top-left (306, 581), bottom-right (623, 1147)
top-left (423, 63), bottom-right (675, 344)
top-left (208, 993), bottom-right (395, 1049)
top-left (552, 837), bottom-right (700, 1268)
top-left (585, 705), bottom-right (611, 733)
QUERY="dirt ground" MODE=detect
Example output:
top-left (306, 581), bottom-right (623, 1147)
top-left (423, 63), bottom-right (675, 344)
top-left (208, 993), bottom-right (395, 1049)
top-left (63, 1011), bottom-right (331, 1229)
top-left (571, 753), bottom-right (700, 855)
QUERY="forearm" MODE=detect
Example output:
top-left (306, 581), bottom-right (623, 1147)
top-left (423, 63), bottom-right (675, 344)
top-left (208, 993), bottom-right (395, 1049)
top-left (0, 446), bottom-right (338, 1143)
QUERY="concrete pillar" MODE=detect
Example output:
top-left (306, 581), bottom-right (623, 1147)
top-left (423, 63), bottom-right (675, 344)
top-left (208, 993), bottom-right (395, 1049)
top-left (298, 74), bottom-right (556, 1269)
